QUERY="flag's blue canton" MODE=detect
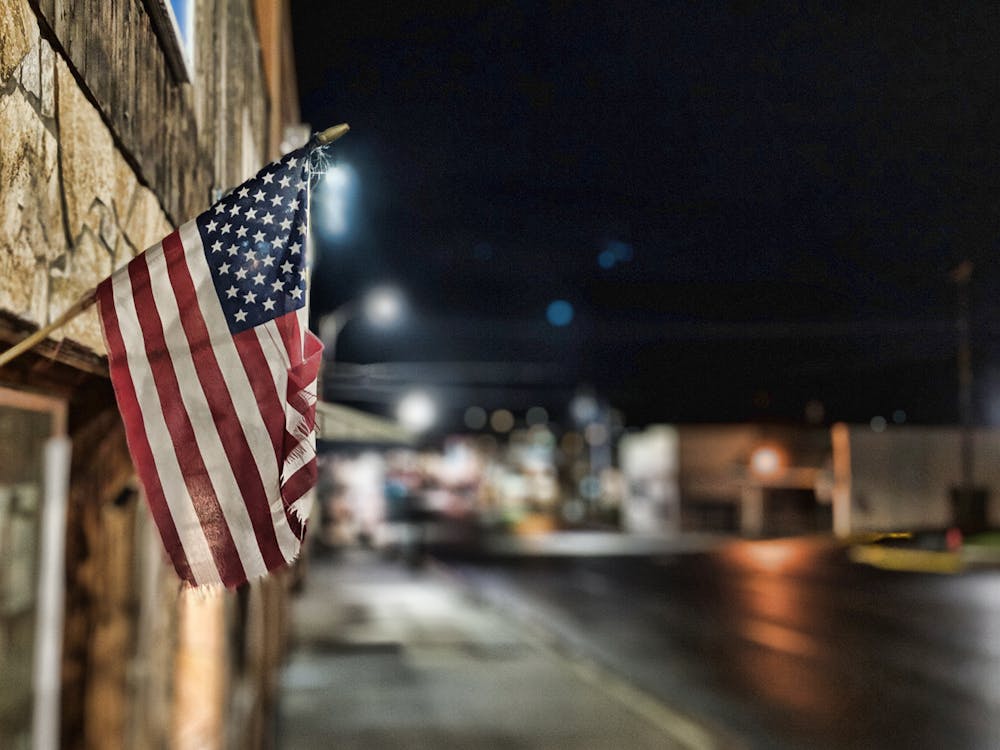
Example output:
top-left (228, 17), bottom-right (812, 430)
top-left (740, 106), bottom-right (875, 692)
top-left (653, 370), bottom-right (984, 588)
top-left (196, 148), bottom-right (311, 335)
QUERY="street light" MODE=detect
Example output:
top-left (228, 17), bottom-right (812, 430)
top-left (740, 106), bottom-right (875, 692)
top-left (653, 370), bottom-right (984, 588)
top-left (363, 286), bottom-right (404, 327)
top-left (318, 285), bottom-right (405, 363)
top-left (397, 390), bottom-right (436, 433)
top-left (314, 163), bottom-right (355, 240)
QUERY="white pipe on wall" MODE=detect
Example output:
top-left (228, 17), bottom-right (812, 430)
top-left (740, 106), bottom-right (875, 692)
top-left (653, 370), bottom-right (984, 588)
top-left (32, 435), bottom-right (71, 750)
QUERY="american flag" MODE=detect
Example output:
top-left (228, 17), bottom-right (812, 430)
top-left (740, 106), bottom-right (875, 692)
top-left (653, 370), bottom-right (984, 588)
top-left (97, 146), bottom-right (323, 588)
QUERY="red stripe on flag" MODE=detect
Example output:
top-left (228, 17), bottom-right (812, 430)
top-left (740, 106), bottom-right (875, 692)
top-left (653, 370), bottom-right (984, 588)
top-left (231, 331), bottom-right (307, 535)
top-left (283, 500), bottom-right (305, 540)
top-left (255, 312), bottom-right (320, 530)
top-left (280, 326), bottom-right (321, 537)
top-left (231, 332), bottom-right (284, 457)
top-left (284, 329), bottom-right (321, 438)
top-left (96, 278), bottom-right (195, 585)
top-left (281, 460), bottom-right (317, 513)
top-left (128, 253), bottom-right (247, 587)
top-left (233, 338), bottom-right (302, 539)
top-left (286, 367), bottom-right (316, 419)
top-left (161, 232), bottom-right (288, 572)
top-left (274, 312), bottom-right (303, 366)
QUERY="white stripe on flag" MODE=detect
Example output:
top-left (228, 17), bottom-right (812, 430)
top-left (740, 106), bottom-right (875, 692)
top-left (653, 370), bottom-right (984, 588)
top-left (296, 305), bottom-right (310, 362)
top-left (282, 434), bottom-right (316, 485)
top-left (252, 321), bottom-right (308, 478)
top-left (144, 235), bottom-right (270, 581)
top-left (177, 222), bottom-right (302, 562)
top-left (110, 248), bottom-right (218, 586)
top-left (255, 321), bottom-right (291, 372)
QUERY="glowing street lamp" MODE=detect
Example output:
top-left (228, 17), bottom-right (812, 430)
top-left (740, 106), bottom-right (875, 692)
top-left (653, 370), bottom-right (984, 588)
top-left (314, 163), bottom-right (356, 240)
top-left (397, 390), bottom-right (437, 433)
top-left (318, 285), bottom-right (405, 362)
top-left (363, 286), bottom-right (404, 327)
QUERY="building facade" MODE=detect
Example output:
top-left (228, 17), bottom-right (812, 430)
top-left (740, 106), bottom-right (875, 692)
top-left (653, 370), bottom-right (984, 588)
top-left (0, 1), bottom-right (302, 748)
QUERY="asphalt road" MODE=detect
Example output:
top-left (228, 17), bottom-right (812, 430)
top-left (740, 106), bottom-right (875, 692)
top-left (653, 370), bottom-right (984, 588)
top-left (445, 539), bottom-right (1000, 750)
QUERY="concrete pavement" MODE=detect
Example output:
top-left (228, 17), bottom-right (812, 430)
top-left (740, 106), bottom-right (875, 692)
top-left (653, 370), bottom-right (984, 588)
top-left (277, 548), bottom-right (725, 750)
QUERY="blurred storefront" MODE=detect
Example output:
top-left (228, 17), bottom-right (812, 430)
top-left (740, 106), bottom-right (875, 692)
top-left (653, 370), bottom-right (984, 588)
top-left (619, 422), bottom-right (1000, 538)
top-left (832, 424), bottom-right (1000, 535)
top-left (315, 414), bottom-right (1000, 554)
top-left (0, 1), bottom-right (302, 748)
top-left (621, 424), bottom-right (833, 538)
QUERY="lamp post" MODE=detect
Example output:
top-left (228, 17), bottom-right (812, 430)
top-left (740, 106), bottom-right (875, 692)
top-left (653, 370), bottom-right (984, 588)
top-left (318, 286), bottom-right (404, 401)
top-left (319, 285), bottom-right (404, 363)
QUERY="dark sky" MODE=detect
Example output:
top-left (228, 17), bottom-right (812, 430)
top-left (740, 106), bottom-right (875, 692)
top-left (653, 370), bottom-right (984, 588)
top-left (292, 2), bottom-right (1000, 430)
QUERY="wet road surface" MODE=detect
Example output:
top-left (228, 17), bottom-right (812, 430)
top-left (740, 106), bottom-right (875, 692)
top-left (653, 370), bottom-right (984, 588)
top-left (446, 538), bottom-right (1000, 749)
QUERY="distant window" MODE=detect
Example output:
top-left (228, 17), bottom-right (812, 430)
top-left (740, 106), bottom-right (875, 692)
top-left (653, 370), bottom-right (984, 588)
top-left (147, 0), bottom-right (195, 82)
top-left (168, 0), bottom-right (195, 59)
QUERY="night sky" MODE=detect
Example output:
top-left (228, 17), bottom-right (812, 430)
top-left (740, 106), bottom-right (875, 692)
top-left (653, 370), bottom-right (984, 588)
top-left (292, 2), bottom-right (1000, 431)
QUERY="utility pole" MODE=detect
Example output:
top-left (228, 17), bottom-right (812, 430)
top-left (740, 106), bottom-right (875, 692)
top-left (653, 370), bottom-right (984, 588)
top-left (952, 260), bottom-right (974, 491)
top-left (949, 260), bottom-right (986, 531)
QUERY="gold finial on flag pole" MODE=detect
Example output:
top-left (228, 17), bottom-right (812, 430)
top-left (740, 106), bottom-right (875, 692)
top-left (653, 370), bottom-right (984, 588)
top-left (315, 123), bottom-right (350, 145)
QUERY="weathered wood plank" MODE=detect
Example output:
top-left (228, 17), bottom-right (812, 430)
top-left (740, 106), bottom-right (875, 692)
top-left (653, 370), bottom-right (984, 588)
top-left (36, 0), bottom-right (263, 226)
top-left (35, 0), bottom-right (56, 28)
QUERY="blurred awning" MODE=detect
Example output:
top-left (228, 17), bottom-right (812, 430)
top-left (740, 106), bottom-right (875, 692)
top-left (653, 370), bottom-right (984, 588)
top-left (315, 400), bottom-right (414, 445)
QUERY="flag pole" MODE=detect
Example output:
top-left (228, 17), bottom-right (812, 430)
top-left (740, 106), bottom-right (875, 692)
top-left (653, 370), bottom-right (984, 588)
top-left (0, 289), bottom-right (97, 368)
top-left (0, 124), bottom-right (350, 370)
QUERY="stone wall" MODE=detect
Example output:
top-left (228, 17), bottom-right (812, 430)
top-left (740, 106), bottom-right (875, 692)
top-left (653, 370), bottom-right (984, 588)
top-left (34, 0), bottom-right (211, 225)
top-left (0, 0), bottom-right (172, 354)
top-left (0, 1), bottom-right (297, 747)
top-left (0, 0), bottom-right (271, 355)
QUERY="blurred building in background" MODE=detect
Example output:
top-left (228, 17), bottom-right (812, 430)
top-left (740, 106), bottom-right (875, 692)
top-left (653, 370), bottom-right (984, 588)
top-left (0, 1), bottom-right (301, 748)
top-left (316, 417), bottom-right (1000, 555)
top-left (834, 425), bottom-right (1000, 534)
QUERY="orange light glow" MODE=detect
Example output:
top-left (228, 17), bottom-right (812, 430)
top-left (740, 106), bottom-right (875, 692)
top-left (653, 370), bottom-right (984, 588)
top-left (750, 445), bottom-right (786, 479)
top-left (723, 538), bottom-right (810, 574)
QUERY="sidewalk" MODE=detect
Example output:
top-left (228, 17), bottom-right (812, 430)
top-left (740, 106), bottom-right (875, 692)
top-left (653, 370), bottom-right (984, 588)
top-left (277, 549), bottom-right (716, 750)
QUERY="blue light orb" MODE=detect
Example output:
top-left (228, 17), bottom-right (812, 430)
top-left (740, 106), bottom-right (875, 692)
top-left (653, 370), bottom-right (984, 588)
top-left (608, 239), bottom-right (633, 262)
top-left (546, 300), bottom-right (574, 327)
top-left (598, 250), bottom-right (616, 269)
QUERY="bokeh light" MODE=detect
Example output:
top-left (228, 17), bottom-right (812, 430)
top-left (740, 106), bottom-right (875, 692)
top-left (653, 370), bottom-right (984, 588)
top-left (750, 445), bottom-right (784, 478)
top-left (546, 300), bottom-right (574, 327)
top-left (397, 391), bottom-right (436, 432)
top-left (464, 406), bottom-right (487, 430)
top-left (363, 285), bottom-right (404, 327)
top-left (570, 393), bottom-right (599, 423)
top-left (315, 162), bottom-right (356, 240)
top-left (530, 426), bottom-right (556, 447)
top-left (579, 475), bottom-right (601, 499)
top-left (490, 409), bottom-right (515, 433)
top-left (560, 431), bottom-right (584, 456)
top-left (584, 423), bottom-right (608, 446)
top-left (608, 239), bottom-right (633, 262)
top-left (526, 406), bottom-right (549, 426)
